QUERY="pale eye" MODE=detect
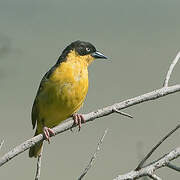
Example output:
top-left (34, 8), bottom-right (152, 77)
top-left (86, 47), bottom-right (90, 52)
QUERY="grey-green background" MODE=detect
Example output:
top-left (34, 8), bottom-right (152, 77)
top-left (1, 0), bottom-right (180, 179)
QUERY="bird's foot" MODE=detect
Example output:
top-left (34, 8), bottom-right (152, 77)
top-left (72, 113), bottom-right (85, 131)
top-left (43, 127), bottom-right (55, 143)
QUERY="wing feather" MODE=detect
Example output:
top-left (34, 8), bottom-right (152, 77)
top-left (31, 69), bottom-right (53, 129)
top-left (31, 62), bottom-right (64, 129)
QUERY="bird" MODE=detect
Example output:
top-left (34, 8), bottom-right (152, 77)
top-left (29, 40), bottom-right (107, 158)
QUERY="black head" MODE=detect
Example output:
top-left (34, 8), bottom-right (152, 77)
top-left (57, 40), bottom-right (107, 64)
top-left (73, 41), bottom-right (96, 56)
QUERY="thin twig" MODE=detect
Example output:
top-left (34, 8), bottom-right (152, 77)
top-left (35, 144), bottom-right (44, 180)
top-left (0, 140), bottom-right (4, 151)
top-left (135, 124), bottom-right (180, 170)
top-left (1, 85), bottom-right (180, 167)
top-left (163, 51), bottom-right (180, 87)
top-left (113, 146), bottom-right (180, 180)
top-left (147, 173), bottom-right (162, 180)
top-left (136, 142), bottom-right (149, 180)
top-left (166, 162), bottom-right (180, 172)
top-left (112, 107), bottom-right (133, 118)
top-left (78, 129), bottom-right (108, 180)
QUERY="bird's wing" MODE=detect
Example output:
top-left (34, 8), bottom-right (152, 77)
top-left (31, 67), bottom-right (55, 129)
top-left (31, 97), bottom-right (38, 129)
top-left (31, 79), bottom-right (45, 129)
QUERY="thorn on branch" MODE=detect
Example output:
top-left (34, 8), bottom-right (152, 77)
top-left (112, 107), bottom-right (133, 119)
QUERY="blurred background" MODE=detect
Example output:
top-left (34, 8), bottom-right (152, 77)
top-left (0, 0), bottom-right (180, 179)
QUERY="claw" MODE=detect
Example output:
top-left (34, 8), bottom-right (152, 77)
top-left (72, 114), bottom-right (85, 131)
top-left (43, 127), bottom-right (55, 143)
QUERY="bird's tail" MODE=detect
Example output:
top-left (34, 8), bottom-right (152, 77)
top-left (29, 130), bottom-right (43, 158)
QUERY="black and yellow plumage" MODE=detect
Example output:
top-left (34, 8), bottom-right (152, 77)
top-left (29, 40), bottom-right (107, 158)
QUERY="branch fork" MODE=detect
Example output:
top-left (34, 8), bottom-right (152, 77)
top-left (112, 107), bottom-right (133, 119)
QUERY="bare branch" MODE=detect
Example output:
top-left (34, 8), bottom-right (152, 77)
top-left (114, 123), bottom-right (180, 179)
top-left (163, 51), bottom-right (180, 87)
top-left (135, 124), bottom-right (180, 170)
top-left (113, 146), bottom-right (180, 180)
top-left (166, 162), bottom-right (180, 172)
top-left (78, 129), bottom-right (108, 180)
top-left (0, 140), bottom-right (4, 151)
top-left (147, 174), bottom-right (162, 180)
top-left (35, 144), bottom-right (44, 180)
top-left (136, 142), bottom-right (150, 180)
top-left (1, 85), bottom-right (180, 167)
top-left (112, 107), bottom-right (133, 118)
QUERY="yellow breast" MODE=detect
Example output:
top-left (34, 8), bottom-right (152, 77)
top-left (37, 51), bottom-right (89, 128)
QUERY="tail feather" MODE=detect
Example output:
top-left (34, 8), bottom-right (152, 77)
top-left (29, 130), bottom-right (43, 158)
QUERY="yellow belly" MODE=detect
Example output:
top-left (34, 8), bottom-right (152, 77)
top-left (37, 60), bottom-right (89, 130)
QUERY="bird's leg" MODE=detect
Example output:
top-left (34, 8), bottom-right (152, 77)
top-left (43, 127), bottom-right (55, 143)
top-left (72, 113), bottom-right (85, 131)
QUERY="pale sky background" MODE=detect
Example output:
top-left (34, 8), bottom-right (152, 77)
top-left (0, 0), bottom-right (180, 179)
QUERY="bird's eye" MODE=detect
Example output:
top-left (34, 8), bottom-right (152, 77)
top-left (86, 47), bottom-right (90, 52)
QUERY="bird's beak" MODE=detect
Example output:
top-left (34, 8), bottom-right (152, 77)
top-left (91, 51), bottom-right (108, 59)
